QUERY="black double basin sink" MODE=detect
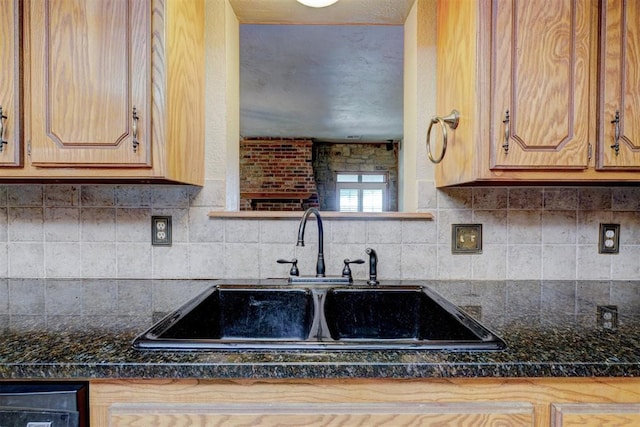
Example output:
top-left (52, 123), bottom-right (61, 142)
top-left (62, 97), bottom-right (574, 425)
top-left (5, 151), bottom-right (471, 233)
top-left (133, 284), bottom-right (506, 351)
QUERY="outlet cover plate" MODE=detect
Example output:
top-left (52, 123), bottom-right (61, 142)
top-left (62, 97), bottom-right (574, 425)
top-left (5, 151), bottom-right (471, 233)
top-left (597, 305), bottom-right (618, 329)
top-left (152, 216), bottom-right (172, 246)
top-left (599, 223), bottom-right (620, 254)
top-left (452, 224), bottom-right (482, 254)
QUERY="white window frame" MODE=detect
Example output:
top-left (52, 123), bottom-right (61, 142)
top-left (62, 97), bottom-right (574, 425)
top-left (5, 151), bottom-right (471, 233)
top-left (336, 172), bottom-right (388, 212)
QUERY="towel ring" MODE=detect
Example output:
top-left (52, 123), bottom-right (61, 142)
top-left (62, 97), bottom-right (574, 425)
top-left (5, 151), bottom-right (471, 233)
top-left (426, 110), bottom-right (459, 164)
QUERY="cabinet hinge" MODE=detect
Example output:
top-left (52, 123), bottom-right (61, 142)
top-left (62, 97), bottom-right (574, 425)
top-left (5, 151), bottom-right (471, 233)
top-left (587, 143), bottom-right (592, 161)
top-left (27, 141), bottom-right (31, 157)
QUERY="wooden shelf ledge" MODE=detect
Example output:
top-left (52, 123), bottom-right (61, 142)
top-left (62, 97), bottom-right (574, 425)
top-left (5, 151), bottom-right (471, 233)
top-left (208, 211), bottom-right (434, 220)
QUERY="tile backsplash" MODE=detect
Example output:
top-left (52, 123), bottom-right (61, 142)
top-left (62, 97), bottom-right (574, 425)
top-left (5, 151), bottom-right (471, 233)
top-left (0, 183), bottom-right (639, 281)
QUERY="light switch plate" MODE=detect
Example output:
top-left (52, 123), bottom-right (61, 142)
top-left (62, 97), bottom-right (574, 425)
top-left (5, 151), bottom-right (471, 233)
top-left (451, 224), bottom-right (482, 254)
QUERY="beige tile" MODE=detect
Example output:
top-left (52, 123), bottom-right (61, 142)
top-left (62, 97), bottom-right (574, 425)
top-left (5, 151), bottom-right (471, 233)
top-left (8, 243), bottom-right (44, 278)
top-left (152, 186), bottom-right (190, 208)
top-left (367, 220), bottom-right (402, 244)
top-left (437, 244), bottom-right (472, 280)
top-left (543, 188), bottom-right (577, 210)
top-left (44, 243), bottom-right (82, 278)
top-left (508, 187), bottom-right (543, 210)
top-left (80, 185), bottom-right (115, 207)
top-left (576, 246), bottom-right (611, 280)
top-left (401, 244), bottom-right (436, 280)
top-left (473, 187), bottom-right (508, 210)
top-left (189, 207), bottom-right (225, 243)
top-left (508, 210), bottom-right (541, 244)
top-left (541, 211), bottom-right (577, 244)
top-left (44, 208), bottom-right (80, 242)
top-left (9, 279), bottom-right (45, 314)
top-left (578, 187), bottom-right (611, 210)
top-left (7, 185), bottom-right (43, 207)
top-left (116, 185), bottom-right (152, 207)
top-left (81, 208), bottom-right (116, 242)
top-left (8, 207), bottom-right (43, 241)
top-left (542, 245), bottom-right (577, 280)
top-left (610, 245), bottom-right (640, 280)
top-left (472, 244), bottom-right (507, 280)
top-left (117, 243), bottom-right (152, 279)
top-left (225, 219), bottom-right (260, 243)
top-left (437, 187), bottom-right (472, 209)
top-left (116, 208), bottom-right (151, 242)
top-left (189, 242), bottom-right (227, 279)
top-left (81, 242), bottom-right (117, 278)
top-left (44, 185), bottom-right (80, 207)
top-left (224, 243), bottom-right (260, 279)
top-left (507, 245), bottom-right (541, 280)
top-left (152, 244), bottom-right (190, 279)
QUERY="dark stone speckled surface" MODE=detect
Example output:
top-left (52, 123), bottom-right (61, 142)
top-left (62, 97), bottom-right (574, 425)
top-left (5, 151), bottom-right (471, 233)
top-left (0, 279), bottom-right (638, 380)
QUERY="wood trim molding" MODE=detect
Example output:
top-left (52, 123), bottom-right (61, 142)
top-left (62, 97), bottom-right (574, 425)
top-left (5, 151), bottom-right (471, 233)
top-left (207, 211), bottom-right (434, 220)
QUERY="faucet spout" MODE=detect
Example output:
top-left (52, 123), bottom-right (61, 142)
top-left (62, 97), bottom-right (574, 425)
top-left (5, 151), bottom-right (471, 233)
top-left (297, 208), bottom-right (325, 277)
top-left (365, 247), bottom-right (379, 285)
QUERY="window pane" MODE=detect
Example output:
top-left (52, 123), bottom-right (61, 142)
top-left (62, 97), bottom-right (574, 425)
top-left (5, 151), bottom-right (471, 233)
top-left (339, 189), bottom-right (359, 212)
top-left (361, 174), bottom-right (385, 183)
top-left (337, 174), bottom-right (359, 183)
top-left (362, 189), bottom-right (383, 212)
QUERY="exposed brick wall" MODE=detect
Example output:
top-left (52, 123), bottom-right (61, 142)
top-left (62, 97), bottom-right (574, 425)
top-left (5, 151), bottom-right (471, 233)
top-left (239, 138), bottom-right (319, 211)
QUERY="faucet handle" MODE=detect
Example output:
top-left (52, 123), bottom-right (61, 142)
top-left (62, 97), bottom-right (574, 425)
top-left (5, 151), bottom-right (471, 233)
top-left (342, 258), bottom-right (365, 282)
top-left (277, 258), bottom-right (299, 276)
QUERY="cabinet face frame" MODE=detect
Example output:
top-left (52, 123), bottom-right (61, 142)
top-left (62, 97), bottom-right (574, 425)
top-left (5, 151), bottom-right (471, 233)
top-left (27, 0), bottom-right (152, 168)
top-left (597, 0), bottom-right (640, 170)
top-left (0, 0), bottom-right (22, 167)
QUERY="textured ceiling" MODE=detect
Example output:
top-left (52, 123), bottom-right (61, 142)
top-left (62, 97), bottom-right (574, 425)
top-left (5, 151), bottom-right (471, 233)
top-left (230, 0), bottom-right (414, 142)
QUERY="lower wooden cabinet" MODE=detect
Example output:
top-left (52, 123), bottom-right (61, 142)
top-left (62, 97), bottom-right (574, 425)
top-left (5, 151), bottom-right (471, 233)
top-left (90, 378), bottom-right (640, 427)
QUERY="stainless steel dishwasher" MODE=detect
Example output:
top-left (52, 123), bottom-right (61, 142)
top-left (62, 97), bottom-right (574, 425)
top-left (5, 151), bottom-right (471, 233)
top-left (0, 382), bottom-right (88, 427)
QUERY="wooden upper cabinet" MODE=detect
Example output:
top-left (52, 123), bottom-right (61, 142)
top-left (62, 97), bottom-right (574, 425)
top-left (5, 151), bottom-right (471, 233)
top-left (0, 0), bottom-right (21, 167)
top-left (490, 0), bottom-right (591, 169)
top-left (598, 0), bottom-right (640, 170)
top-left (436, 0), bottom-right (640, 186)
top-left (3, 0), bottom-right (205, 184)
top-left (28, 0), bottom-right (151, 167)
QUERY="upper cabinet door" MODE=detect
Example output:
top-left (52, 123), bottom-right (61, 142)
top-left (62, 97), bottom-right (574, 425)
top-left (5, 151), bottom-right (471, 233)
top-left (28, 0), bottom-right (151, 167)
top-left (0, 0), bottom-right (21, 167)
top-left (598, 0), bottom-right (640, 169)
top-left (490, 0), bottom-right (591, 169)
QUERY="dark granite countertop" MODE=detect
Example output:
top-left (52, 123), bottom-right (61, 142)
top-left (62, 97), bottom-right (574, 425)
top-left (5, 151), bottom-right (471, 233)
top-left (1, 279), bottom-right (639, 380)
top-left (1, 322), bottom-right (639, 380)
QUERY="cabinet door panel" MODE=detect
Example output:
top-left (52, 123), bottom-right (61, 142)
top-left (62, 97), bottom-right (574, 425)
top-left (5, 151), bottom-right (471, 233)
top-left (598, 0), bottom-right (640, 169)
top-left (29, 0), bottom-right (151, 167)
top-left (0, 0), bottom-right (21, 167)
top-left (106, 402), bottom-right (534, 427)
top-left (491, 0), bottom-right (591, 169)
top-left (552, 403), bottom-right (640, 426)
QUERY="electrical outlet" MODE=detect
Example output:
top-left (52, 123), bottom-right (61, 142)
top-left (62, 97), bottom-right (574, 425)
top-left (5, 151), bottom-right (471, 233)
top-left (597, 305), bottom-right (618, 329)
top-left (599, 223), bottom-right (620, 254)
top-left (152, 216), bottom-right (172, 246)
